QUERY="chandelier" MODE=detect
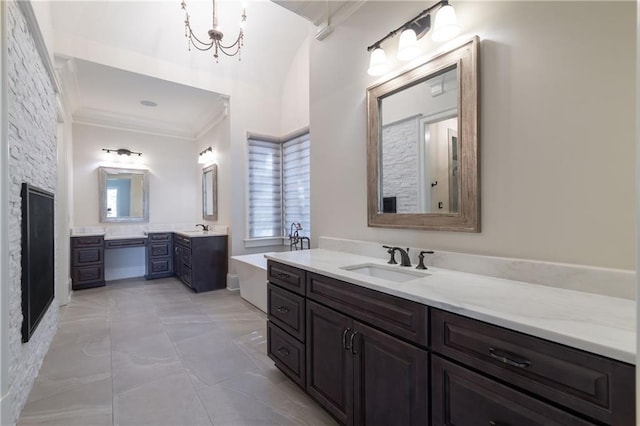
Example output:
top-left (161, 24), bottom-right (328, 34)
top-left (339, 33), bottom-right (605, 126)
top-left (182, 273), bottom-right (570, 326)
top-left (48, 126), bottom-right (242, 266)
top-left (181, 0), bottom-right (247, 62)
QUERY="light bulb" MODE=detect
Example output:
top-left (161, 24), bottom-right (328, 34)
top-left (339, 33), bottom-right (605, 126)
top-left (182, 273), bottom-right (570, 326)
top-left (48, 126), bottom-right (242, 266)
top-left (432, 4), bottom-right (460, 42)
top-left (397, 28), bottom-right (420, 61)
top-left (368, 48), bottom-right (390, 76)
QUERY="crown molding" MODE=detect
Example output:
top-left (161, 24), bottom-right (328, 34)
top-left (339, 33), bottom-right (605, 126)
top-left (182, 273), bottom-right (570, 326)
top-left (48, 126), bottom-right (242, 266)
top-left (195, 101), bottom-right (228, 140)
top-left (73, 107), bottom-right (197, 141)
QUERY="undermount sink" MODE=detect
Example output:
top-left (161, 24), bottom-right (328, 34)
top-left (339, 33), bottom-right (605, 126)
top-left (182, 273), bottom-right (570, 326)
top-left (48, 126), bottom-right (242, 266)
top-left (340, 263), bottom-right (430, 283)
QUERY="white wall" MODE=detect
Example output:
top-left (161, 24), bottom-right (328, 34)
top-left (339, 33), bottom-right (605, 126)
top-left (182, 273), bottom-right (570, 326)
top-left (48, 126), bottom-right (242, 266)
top-left (310, 1), bottom-right (636, 270)
top-left (281, 34), bottom-right (311, 135)
top-left (72, 123), bottom-right (200, 227)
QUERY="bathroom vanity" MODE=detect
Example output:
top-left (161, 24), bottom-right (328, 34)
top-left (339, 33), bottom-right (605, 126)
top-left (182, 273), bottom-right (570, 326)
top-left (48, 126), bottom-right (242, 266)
top-left (265, 251), bottom-right (635, 425)
top-left (70, 231), bottom-right (228, 292)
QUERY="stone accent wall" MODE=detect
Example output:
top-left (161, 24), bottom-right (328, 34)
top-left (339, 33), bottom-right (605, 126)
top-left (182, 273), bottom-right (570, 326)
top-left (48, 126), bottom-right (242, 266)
top-left (381, 118), bottom-right (419, 213)
top-left (6, 1), bottom-right (58, 423)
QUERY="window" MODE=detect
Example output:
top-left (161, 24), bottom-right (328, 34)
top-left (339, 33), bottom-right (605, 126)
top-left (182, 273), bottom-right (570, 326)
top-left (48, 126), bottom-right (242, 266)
top-left (247, 131), bottom-right (310, 243)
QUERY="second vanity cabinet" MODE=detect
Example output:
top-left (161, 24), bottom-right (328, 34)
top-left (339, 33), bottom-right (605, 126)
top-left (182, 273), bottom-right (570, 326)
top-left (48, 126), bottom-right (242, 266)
top-left (146, 232), bottom-right (173, 279)
top-left (266, 260), bottom-right (635, 426)
top-left (70, 235), bottom-right (105, 290)
top-left (173, 233), bottom-right (228, 293)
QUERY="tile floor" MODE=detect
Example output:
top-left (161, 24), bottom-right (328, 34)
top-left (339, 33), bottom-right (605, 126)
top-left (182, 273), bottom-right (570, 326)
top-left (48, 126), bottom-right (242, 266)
top-left (18, 277), bottom-right (336, 426)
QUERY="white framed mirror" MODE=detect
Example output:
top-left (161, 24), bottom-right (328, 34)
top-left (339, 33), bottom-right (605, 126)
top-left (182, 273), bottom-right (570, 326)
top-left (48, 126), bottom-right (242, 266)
top-left (202, 164), bottom-right (217, 221)
top-left (367, 36), bottom-right (479, 232)
top-left (99, 167), bottom-right (149, 223)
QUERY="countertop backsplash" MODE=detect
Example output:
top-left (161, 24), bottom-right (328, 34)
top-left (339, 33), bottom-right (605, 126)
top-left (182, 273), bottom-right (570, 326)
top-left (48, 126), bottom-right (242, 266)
top-left (318, 237), bottom-right (635, 300)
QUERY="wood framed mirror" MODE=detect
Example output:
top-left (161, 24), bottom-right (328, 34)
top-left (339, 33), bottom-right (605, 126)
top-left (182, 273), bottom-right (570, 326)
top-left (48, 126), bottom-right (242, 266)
top-left (99, 167), bottom-right (149, 223)
top-left (367, 36), bottom-right (479, 232)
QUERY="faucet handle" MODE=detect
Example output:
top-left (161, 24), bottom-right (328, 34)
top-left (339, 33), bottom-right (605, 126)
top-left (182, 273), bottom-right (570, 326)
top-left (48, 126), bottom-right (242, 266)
top-left (416, 250), bottom-right (434, 270)
top-left (382, 245), bottom-right (397, 265)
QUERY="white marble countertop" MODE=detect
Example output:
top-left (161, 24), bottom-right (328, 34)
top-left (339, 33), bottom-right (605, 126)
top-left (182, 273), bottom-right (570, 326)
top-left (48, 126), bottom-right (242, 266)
top-left (104, 234), bottom-right (147, 241)
top-left (172, 230), bottom-right (227, 238)
top-left (265, 249), bottom-right (636, 364)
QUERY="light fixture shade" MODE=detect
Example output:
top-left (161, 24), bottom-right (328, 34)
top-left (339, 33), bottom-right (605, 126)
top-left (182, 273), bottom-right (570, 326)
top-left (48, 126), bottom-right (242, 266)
top-left (432, 4), bottom-right (460, 42)
top-left (368, 48), bottom-right (390, 76)
top-left (397, 28), bottom-right (420, 61)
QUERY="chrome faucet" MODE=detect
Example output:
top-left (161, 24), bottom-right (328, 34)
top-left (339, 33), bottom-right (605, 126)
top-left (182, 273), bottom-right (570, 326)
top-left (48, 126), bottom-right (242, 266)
top-left (383, 245), bottom-right (411, 267)
top-left (195, 224), bottom-right (209, 231)
top-left (289, 222), bottom-right (310, 250)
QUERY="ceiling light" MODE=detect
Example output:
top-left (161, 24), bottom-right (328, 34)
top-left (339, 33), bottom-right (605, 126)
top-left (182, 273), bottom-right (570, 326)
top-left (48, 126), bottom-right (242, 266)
top-left (397, 29), bottom-right (420, 61)
top-left (140, 100), bottom-right (158, 107)
top-left (181, 0), bottom-right (246, 62)
top-left (368, 48), bottom-right (390, 76)
top-left (432, 3), bottom-right (461, 41)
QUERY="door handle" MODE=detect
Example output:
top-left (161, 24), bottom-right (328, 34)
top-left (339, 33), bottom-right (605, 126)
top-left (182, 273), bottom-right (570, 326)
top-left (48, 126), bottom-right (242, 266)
top-left (342, 328), bottom-right (352, 351)
top-left (350, 331), bottom-right (359, 355)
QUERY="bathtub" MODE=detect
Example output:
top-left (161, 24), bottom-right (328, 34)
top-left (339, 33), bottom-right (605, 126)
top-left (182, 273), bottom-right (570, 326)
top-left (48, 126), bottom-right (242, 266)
top-left (230, 253), bottom-right (271, 313)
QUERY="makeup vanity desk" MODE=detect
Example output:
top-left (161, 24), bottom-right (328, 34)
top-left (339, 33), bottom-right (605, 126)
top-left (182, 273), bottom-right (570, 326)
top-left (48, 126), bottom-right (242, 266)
top-left (70, 231), bottom-right (228, 293)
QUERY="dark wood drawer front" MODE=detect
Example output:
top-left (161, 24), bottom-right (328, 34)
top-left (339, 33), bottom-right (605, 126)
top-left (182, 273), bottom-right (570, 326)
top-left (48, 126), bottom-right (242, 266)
top-left (268, 321), bottom-right (305, 388)
top-left (432, 355), bottom-right (596, 426)
top-left (148, 233), bottom-right (171, 242)
top-left (72, 236), bottom-right (103, 247)
top-left (150, 243), bottom-right (170, 257)
top-left (307, 272), bottom-right (428, 347)
top-left (73, 265), bottom-right (104, 284)
top-left (105, 238), bottom-right (146, 249)
top-left (268, 283), bottom-right (305, 342)
top-left (267, 261), bottom-right (305, 295)
top-left (173, 234), bottom-right (191, 248)
top-left (181, 266), bottom-right (192, 286)
top-left (150, 259), bottom-right (171, 274)
top-left (73, 247), bottom-right (103, 265)
top-left (431, 309), bottom-right (635, 425)
top-left (182, 250), bottom-right (192, 267)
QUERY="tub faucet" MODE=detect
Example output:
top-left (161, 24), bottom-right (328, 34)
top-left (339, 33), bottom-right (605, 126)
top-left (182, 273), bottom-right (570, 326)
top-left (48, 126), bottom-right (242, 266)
top-left (383, 245), bottom-right (411, 267)
top-left (195, 224), bottom-right (209, 231)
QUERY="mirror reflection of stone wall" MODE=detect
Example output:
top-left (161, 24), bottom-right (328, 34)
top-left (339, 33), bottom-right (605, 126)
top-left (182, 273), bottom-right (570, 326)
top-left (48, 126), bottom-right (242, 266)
top-left (380, 67), bottom-right (459, 214)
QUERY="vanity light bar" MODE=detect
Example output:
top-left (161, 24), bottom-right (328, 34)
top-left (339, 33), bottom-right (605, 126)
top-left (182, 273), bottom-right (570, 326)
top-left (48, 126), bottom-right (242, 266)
top-left (198, 146), bottom-right (215, 164)
top-left (102, 148), bottom-right (142, 157)
top-left (366, 0), bottom-right (461, 76)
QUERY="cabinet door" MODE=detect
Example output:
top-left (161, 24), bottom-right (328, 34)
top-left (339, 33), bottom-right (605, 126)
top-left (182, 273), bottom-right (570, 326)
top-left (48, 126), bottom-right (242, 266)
top-left (432, 355), bottom-right (596, 426)
top-left (173, 245), bottom-right (182, 280)
top-left (353, 320), bottom-right (428, 426)
top-left (306, 300), bottom-right (354, 425)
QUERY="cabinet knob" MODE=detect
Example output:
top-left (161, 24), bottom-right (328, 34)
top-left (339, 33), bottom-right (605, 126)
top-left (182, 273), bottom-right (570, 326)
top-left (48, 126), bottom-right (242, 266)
top-left (276, 306), bottom-right (289, 314)
top-left (277, 346), bottom-right (290, 357)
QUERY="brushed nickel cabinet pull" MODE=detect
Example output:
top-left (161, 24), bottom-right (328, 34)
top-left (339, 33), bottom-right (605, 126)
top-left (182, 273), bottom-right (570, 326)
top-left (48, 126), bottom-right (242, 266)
top-left (276, 306), bottom-right (289, 313)
top-left (350, 331), bottom-right (359, 355)
top-left (276, 272), bottom-right (291, 280)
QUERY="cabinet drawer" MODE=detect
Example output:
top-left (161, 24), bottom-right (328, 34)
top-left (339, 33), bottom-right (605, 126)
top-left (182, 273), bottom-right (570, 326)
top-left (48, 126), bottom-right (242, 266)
top-left (72, 236), bottom-right (103, 247)
top-left (148, 233), bottom-right (172, 242)
top-left (72, 264), bottom-right (104, 287)
top-left (307, 272), bottom-right (428, 347)
top-left (149, 243), bottom-right (170, 257)
top-left (268, 321), bottom-right (305, 389)
top-left (268, 283), bottom-right (305, 342)
top-left (267, 261), bottom-right (305, 296)
top-left (431, 309), bottom-right (635, 425)
top-left (181, 249), bottom-right (192, 267)
top-left (149, 258), bottom-right (172, 274)
top-left (181, 265), bottom-right (192, 286)
top-left (104, 238), bottom-right (146, 249)
top-left (432, 355), bottom-right (596, 426)
top-left (73, 247), bottom-right (103, 265)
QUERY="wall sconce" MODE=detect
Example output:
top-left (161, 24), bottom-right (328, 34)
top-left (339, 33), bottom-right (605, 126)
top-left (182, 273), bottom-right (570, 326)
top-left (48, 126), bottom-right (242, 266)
top-left (366, 0), bottom-right (461, 76)
top-left (198, 146), bottom-right (215, 165)
top-left (102, 148), bottom-right (142, 157)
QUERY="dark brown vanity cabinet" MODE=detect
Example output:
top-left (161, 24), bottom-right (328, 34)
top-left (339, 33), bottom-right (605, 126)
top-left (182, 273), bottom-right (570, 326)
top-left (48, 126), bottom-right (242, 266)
top-left (266, 260), bottom-right (428, 426)
top-left (145, 233), bottom-right (173, 279)
top-left (70, 236), bottom-right (105, 290)
top-left (173, 234), bottom-right (228, 293)
top-left (267, 260), bottom-right (635, 426)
